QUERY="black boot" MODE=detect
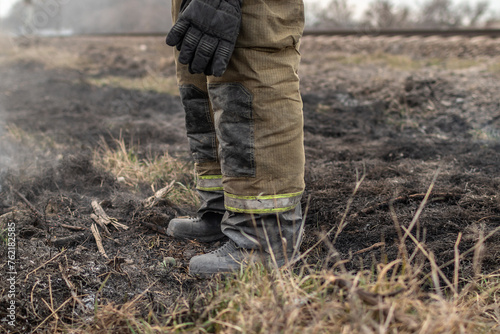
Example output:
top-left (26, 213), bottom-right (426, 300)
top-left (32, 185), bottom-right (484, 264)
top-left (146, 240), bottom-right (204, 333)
top-left (189, 205), bottom-right (303, 275)
top-left (167, 190), bottom-right (225, 242)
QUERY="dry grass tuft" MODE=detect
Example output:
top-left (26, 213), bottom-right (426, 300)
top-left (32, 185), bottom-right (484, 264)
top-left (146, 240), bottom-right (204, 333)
top-left (93, 136), bottom-right (198, 206)
top-left (86, 301), bottom-right (146, 334)
top-left (61, 300), bottom-right (156, 334)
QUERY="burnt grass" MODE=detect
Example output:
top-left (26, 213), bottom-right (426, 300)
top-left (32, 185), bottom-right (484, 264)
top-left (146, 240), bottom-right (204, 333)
top-left (1, 35), bottom-right (500, 332)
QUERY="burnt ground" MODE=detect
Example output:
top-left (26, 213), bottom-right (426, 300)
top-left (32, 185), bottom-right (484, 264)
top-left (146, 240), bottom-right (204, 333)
top-left (0, 35), bottom-right (499, 332)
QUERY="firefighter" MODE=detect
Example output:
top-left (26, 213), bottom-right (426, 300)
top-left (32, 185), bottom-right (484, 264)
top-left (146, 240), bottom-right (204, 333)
top-left (166, 0), bottom-right (305, 275)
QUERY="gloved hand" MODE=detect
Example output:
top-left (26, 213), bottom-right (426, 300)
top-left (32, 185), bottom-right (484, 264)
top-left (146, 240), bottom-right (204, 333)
top-left (166, 0), bottom-right (242, 77)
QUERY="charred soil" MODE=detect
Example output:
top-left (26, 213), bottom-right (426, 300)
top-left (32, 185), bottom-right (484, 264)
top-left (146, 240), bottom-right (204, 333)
top-left (0, 35), bottom-right (499, 332)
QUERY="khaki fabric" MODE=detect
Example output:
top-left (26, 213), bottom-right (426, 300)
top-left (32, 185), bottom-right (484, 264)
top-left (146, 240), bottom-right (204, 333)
top-left (172, 0), bottom-right (221, 179)
top-left (171, 0), bottom-right (305, 214)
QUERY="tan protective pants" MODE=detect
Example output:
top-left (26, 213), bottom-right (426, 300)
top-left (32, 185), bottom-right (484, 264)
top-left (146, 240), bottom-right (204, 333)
top-left (172, 0), bottom-right (305, 215)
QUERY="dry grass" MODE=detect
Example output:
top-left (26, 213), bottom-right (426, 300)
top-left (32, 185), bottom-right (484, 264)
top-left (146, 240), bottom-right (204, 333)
top-left (5, 124), bottom-right (65, 151)
top-left (488, 61), bottom-right (500, 73)
top-left (425, 58), bottom-right (482, 70)
top-left (331, 52), bottom-right (484, 72)
top-left (3, 125), bottom-right (198, 206)
top-left (0, 37), bottom-right (82, 69)
top-left (87, 74), bottom-right (179, 96)
top-left (93, 136), bottom-right (198, 207)
top-left (43, 173), bottom-right (499, 334)
top-left (60, 261), bottom-right (499, 334)
top-left (340, 53), bottom-right (424, 70)
top-left (169, 267), bottom-right (499, 334)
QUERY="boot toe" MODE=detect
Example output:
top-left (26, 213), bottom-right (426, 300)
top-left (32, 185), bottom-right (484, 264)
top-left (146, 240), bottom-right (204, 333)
top-left (166, 216), bottom-right (225, 242)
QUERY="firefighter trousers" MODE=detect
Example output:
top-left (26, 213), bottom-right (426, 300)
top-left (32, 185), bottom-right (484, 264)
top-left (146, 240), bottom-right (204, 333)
top-left (171, 0), bottom-right (305, 250)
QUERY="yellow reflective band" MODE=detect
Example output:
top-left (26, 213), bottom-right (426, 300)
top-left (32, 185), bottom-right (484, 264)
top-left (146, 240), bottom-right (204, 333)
top-left (224, 191), bottom-right (303, 201)
top-left (225, 205), bottom-right (298, 214)
top-left (196, 174), bottom-right (223, 192)
top-left (198, 175), bottom-right (223, 180)
top-left (197, 186), bottom-right (224, 191)
top-left (224, 191), bottom-right (303, 214)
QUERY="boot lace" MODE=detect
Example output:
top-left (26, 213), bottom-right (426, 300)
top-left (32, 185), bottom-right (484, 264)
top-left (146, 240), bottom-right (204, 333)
top-left (210, 240), bottom-right (239, 256)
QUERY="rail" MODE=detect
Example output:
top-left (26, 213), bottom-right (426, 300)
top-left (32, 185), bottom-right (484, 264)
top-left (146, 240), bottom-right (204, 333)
top-left (302, 28), bottom-right (500, 38)
top-left (19, 28), bottom-right (500, 39)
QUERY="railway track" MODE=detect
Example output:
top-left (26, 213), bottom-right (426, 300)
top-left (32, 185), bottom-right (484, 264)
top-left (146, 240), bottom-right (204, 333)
top-left (303, 28), bottom-right (500, 38)
top-left (45, 28), bottom-right (500, 39)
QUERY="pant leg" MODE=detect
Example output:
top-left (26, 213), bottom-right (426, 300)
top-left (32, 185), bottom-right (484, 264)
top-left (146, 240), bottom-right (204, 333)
top-left (172, 0), bottom-right (224, 215)
top-left (207, 0), bottom-right (306, 214)
top-left (207, 0), bottom-right (306, 250)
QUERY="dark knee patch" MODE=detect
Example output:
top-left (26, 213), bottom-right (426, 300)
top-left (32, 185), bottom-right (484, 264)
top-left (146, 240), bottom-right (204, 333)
top-left (180, 85), bottom-right (218, 163)
top-left (209, 83), bottom-right (255, 177)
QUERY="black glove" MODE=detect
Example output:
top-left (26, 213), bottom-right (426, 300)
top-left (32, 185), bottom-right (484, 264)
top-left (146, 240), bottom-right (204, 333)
top-left (166, 0), bottom-right (242, 77)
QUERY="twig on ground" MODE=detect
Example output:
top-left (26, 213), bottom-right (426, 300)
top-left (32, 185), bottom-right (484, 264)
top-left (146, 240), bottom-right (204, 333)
top-left (454, 232), bottom-right (462, 297)
top-left (91, 223), bottom-right (109, 259)
top-left (32, 297), bottom-right (72, 333)
top-left (59, 263), bottom-right (86, 309)
top-left (143, 180), bottom-right (175, 208)
top-left (30, 280), bottom-right (40, 319)
top-left (142, 181), bottom-right (188, 216)
top-left (91, 213), bottom-right (110, 236)
top-left (354, 242), bottom-right (385, 255)
top-left (473, 228), bottom-right (485, 277)
top-left (91, 200), bottom-right (129, 231)
top-left (402, 225), bottom-right (456, 295)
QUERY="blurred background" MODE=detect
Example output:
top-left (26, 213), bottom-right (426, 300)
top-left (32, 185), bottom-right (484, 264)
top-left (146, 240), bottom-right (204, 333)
top-left (0, 0), bottom-right (499, 36)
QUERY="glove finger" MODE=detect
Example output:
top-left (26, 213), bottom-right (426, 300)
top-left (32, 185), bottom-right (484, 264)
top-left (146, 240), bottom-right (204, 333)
top-left (190, 35), bottom-right (218, 74)
top-left (178, 27), bottom-right (203, 65)
top-left (211, 40), bottom-right (235, 77)
top-left (204, 59), bottom-right (215, 76)
top-left (166, 19), bottom-right (190, 47)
